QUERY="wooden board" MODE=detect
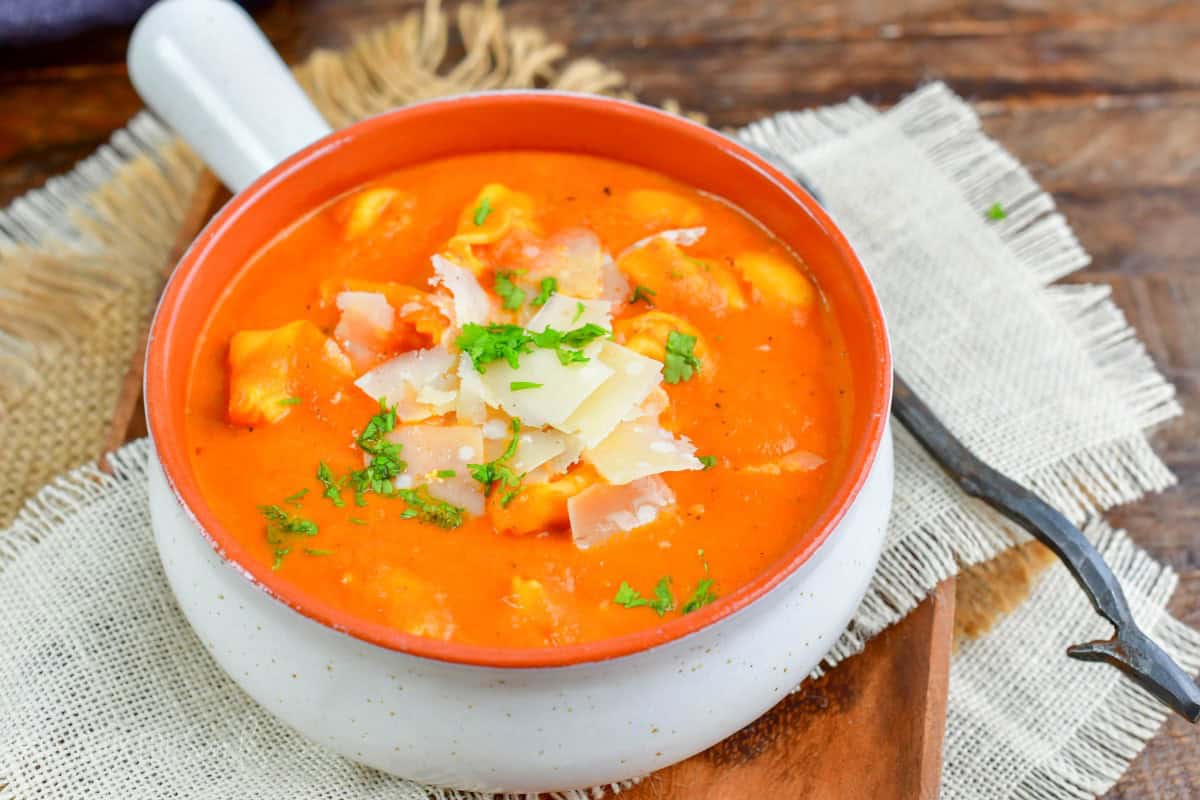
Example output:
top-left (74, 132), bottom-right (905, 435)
top-left (102, 170), bottom-right (955, 797)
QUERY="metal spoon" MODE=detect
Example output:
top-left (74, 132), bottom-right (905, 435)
top-left (760, 152), bottom-right (1200, 722)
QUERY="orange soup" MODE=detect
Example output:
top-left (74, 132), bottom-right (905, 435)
top-left (185, 150), bottom-right (854, 648)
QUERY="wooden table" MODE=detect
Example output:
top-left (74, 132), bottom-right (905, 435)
top-left (1, 2), bottom-right (1196, 796)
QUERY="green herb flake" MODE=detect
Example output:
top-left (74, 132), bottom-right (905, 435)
top-left (316, 461), bottom-right (346, 508)
top-left (629, 285), bottom-right (657, 306)
top-left (304, 548), bottom-right (334, 557)
top-left (278, 396), bottom-right (302, 406)
top-left (468, 418), bottom-right (525, 500)
top-left (456, 323), bottom-right (535, 373)
top-left (397, 486), bottom-right (466, 529)
top-left (436, 469), bottom-right (458, 478)
top-left (473, 195), bottom-right (493, 226)
top-left (698, 455), bottom-right (717, 470)
top-left (681, 578), bottom-right (718, 614)
top-left (494, 271), bottom-right (527, 311)
top-left (509, 381), bottom-right (543, 391)
top-left (663, 329), bottom-right (702, 384)
top-left (271, 547), bottom-right (290, 571)
top-left (531, 277), bottom-right (557, 307)
top-left (986, 202), bottom-right (1007, 221)
top-left (259, 503), bottom-right (319, 570)
top-left (283, 487), bottom-right (309, 508)
top-left (349, 400), bottom-right (407, 502)
top-left (613, 577), bottom-right (675, 616)
top-left (572, 301), bottom-right (586, 324)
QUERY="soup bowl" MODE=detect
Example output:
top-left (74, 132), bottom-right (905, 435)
top-left (130, 0), bottom-right (893, 792)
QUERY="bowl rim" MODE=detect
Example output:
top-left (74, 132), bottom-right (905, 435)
top-left (145, 90), bottom-right (893, 669)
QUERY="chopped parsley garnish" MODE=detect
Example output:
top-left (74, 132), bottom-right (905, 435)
top-left (530, 323), bottom-right (609, 366)
top-left (278, 396), bottom-right (302, 406)
top-left (473, 195), bottom-right (493, 226)
top-left (467, 418), bottom-right (524, 501)
top-left (630, 285), bottom-right (657, 306)
top-left (986, 202), bottom-right (1007, 220)
top-left (681, 578), bottom-right (718, 613)
top-left (304, 548), bottom-right (333, 557)
top-left (316, 461), bottom-right (346, 508)
top-left (613, 577), bottom-right (675, 617)
top-left (457, 322), bottom-right (609, 372)
top-left (494, 271), bottom-right (526, 310)
top-left (258, 503), bottom-right (319, 571)
top-left (283, 487), bottom-right (309, 508)
top-left (572, 301), bottom-right (586, 323)
top-left (397, 486), bottom-right (466, 529)
top-left (457, 323), bottom-right (534, 373)
top-left (509, 381), bottom-right (543, 391)
top-left (348, 400), bottom-right (407, 503)
top-left (698, 455), bottom-right (717, 470)
top-left (436, 469), bottom-right (457, 478)
top-left (531, 277), bottom-right (557, 307)
top-left (663, 330), bottom-right (702, 384)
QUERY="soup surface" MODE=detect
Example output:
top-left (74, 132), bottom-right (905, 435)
top-left (186, 150), bottom-right (854, 648)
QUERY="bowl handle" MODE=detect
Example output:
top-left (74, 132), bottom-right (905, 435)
top-left (127, 0), bottom-right (332, 193)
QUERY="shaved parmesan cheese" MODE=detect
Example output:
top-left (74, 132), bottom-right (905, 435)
top-left (561, 341), bottom-right (663, 447)
top-left (585, 420), bottom-right (703, 485)
top-left (624, 385), bottom-right (670, 422)
top-left (619, 226), bottom-right (706, 259)
top-left (430, 254), bottom-right (495, 326)
top-left (526, 294), bottom-right (612, 332)
top-left (355, 347), bottom-right (457, 422)
top-left (477, 346), bottom-right (613, 428)
top-left (567, 476), bottom-right (675, 549)
top-left (525, 228), bottom-right (607, 298)
top-left (334, 291), bottom-right (395, 370)
top-left (483, 428), bottom-right (571, 474)
top-left (454, 354), bottom-right (490, 423)
top-left (385, 425), bottom-right (485, 514)
top-left (600, 254), bottom-right (630, 311)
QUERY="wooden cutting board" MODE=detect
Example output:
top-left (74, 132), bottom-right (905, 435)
top-left (105, 171), bottom-right (955, 800)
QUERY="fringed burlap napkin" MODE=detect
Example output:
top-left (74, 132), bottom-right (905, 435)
top-left (1, 3), bottom-right (1196, 798)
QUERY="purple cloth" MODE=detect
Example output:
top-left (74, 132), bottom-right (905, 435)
top-left (0, 0), bottom-right (268, 45)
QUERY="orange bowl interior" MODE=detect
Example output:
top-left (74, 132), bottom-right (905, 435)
top-left (146, 92), bottom-right (891, 668)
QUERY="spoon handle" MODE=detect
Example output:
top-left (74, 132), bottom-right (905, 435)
top-left (892, 374), bottom-right (1200, 722)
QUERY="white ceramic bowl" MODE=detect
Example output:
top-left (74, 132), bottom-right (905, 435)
top-left (130, 0), bottom-right (893, 793)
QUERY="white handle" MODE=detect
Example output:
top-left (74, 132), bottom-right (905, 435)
top-left (127, 0), bottom-right (332, 193)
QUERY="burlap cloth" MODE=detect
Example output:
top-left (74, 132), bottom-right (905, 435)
top-left (1, 3), bottom-right (1197, 798)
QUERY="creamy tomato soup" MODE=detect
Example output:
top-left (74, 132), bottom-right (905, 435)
top-left (185, 150), bottom-right (854, 648)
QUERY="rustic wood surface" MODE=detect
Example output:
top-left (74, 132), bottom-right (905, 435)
top-left (2, 1), bottom-right (1197, 796)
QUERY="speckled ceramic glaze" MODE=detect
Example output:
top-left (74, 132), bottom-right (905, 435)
top-left (131, 0), bottom-right (893, 792)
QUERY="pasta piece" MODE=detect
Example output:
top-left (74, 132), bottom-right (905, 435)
top-left (624, 188), bottom-right (704, 230)
top-left (319, 278), bottom-right (450, 348)
top-left (386, 424), bottom-right (486, 514)
top-left (354, 347), bottom-right (458, 422)
top-left (333, 186), bottom-right (412, 240)
top-left (489, 467), bottom-right (598, 536)
top-left (429, 254), bottom-right (496, 327)
top-left (733, 251), bottom-right (817, 309)
top-left (617, 237), bottom-right (746, 314)
top-left (227, 320), bottom-right (353, 426)
top-left (444, 184), bottom-right (539, 274)
top-left (613, 310), bottom-right (710, 366)
top-left (566, 475), bottom-right (675, 550)
top-left (364, 566), bottom-right (455, 640)
top-left (584, 420), bottom-right (703, 485)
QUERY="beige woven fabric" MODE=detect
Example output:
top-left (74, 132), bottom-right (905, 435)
top-left (0, 3), bottom-right (1196, 799)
